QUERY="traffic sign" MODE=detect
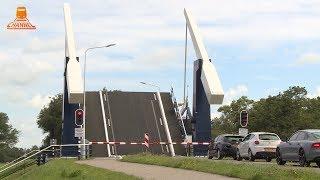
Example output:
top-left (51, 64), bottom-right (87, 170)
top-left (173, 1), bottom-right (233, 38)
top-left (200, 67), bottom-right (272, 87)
top-left (239, 128), bottom-right (248, 136)
top-left (240, 110), bottom-right (248, 127)
top-left (75, 128), bottom-right (84, 138)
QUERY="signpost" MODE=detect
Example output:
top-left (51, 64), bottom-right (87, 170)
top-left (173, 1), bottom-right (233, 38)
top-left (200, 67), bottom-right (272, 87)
top-left (74, 108), bottom-right (84, 159)
top-left (239, 128), bottom-right (249, 136)
top-left (74, 128), bottom-right (84, 138)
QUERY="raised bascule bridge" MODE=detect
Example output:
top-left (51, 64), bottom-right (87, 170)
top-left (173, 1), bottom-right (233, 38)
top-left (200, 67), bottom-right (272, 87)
top-left (61, 4), bottom-right (224, 157)
top-left (84, 91), bottom-right (187, 156)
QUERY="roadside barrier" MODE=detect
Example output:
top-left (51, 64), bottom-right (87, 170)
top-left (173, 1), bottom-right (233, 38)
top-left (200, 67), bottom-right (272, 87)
top-left (0, 150), bottom-right (38, 170)
top-left (89, 141), bottom-right (210, 145)
top-left (0, 144), bottom-right (89, 174)
top-left (144, 133), bottom-right (150, 148)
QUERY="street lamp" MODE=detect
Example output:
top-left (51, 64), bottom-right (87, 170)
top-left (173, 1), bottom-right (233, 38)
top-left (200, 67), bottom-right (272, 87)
top-left (140, 82), bottom-right (160, 91)
top-left (82, 43), bottom-right (116, 159)
top-left (140, 81), bottom-right (175, 157)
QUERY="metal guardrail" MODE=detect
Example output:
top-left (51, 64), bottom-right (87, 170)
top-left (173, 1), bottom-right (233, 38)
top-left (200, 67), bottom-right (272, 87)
top-left (0, 150), bottom-right (39, 171)
top-left (0, 144), bottom-right (91, 174)
top-left (170, 87), bottom-right (188, 138)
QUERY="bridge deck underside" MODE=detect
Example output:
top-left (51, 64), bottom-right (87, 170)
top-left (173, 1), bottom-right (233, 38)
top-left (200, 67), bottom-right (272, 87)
top-left (85, 91), bottom-right (186, 157)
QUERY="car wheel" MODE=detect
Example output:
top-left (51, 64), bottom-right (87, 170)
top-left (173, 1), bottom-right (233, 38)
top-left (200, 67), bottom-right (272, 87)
top-left (248, 149), bottom-right (255, 161)
top-left (276, 148), bottom-right (286, 165)
top-left (217, 149), bottom-right (223, 160)
top-left (233, 154), bottom-right (237, 160)
top-left (298, 149), bottom-right (308, 167)
top-left (316, 161), bottom-right (320, 168)
top-left (236, 149), bottom-right (242, 161)
top-left (207, 150), bottom-right (213, 159)
top-left (266, 157), bottom-right (272, 162)
top-left (305, 162), bottom-right (311, 167)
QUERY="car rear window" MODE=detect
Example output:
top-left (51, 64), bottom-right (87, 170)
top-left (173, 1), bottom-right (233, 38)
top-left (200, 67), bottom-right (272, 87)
top-left (259, 134), bottom-right (279, 140)
top-left (311, 132), bottom-right (320, 139)
top-left (225, 136), bottom-right (243, 142)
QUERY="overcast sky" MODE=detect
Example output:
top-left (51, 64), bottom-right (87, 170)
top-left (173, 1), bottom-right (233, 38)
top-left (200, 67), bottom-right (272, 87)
top-left (1, 0), bottom-right (320, 148)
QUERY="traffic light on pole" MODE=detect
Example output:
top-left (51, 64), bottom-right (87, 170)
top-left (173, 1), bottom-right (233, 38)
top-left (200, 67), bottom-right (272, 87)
top-left (75, 109), bottom-right (84, 126)
top-left (240, 110), bottom-right (248, 127)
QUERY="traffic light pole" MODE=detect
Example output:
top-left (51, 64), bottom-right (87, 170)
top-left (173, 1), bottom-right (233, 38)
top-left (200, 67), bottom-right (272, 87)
top-left (80, 126), bottom-right (85, 159)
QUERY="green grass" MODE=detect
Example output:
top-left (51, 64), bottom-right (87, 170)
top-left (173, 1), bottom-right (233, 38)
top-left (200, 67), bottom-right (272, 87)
top-left (0, 163), bottom-right (7, 167)
top-left (121, 153), bottom-right (320, 180)
top-left (3, 159), bottom-right (140, 180)
top-left (0, 163), bottom-right (7, 170)
top-left (0, 159), bottom-right (36, 179)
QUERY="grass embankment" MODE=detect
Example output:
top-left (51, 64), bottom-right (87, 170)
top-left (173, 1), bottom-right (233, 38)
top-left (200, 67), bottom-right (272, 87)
top-left (0, 159), bottom-right (36, 179)
top-left (121, 153), bottom-right (320, 180)
top-left (3, 159), bottom-right (140, 180)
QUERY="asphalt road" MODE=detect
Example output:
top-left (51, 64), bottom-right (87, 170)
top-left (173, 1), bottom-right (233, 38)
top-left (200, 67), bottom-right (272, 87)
top-left (78, 158), bottom-right (239, 180)
top-left (85, 91), bottom-right (186, 156)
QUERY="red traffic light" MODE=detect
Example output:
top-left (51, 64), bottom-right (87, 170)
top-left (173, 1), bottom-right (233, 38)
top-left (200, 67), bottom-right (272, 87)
top-left (77, 111), bottom-right (82, 116)
top-left (240, 110), bottom-right (248, 127)
top-left (75, 109), bottom-right (84, 126)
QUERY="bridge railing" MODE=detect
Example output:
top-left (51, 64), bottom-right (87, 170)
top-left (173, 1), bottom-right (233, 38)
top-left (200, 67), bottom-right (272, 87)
top-left (0, 144), bottom-right (91, 175)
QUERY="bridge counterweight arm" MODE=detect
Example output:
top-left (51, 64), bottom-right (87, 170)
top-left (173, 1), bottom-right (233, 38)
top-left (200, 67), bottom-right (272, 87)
top-left (184, 9), bottom-right (224, 104)
top-left (64, 3), bottom-right (84, 104)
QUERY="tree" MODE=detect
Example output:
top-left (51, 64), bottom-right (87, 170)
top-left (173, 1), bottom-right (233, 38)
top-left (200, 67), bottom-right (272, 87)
top-left (37, 94), bottom-right (63, 146)
top-left (36, 89), bottom-right (118, 146)
top-left (214, 86), bottom-right (320, 140)
top-left (0, 112), bottom-right (21, 162)
top-left (0, 113), bottom-right (19, 147)
top-left (249, 86), bottom-right (310, 139)
top-left (24, 145), bottom-right (39, 154)
top-left (213, 96), bottom-right (254, 136)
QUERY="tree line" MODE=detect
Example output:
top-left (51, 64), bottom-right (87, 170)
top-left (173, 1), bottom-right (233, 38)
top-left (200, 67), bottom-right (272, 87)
top-left (0, 113), bottom-right (23, 162)
top-left (212, 86), bottom-right (320, 140)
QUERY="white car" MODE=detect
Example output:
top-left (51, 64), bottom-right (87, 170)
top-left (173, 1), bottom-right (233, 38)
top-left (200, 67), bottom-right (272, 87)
top-left (236, 132), bottom-right (282, 162)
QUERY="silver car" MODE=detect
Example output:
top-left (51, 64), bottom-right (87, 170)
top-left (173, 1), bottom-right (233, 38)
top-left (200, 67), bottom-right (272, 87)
top-left (276, 129), bottom-right (320, 167)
